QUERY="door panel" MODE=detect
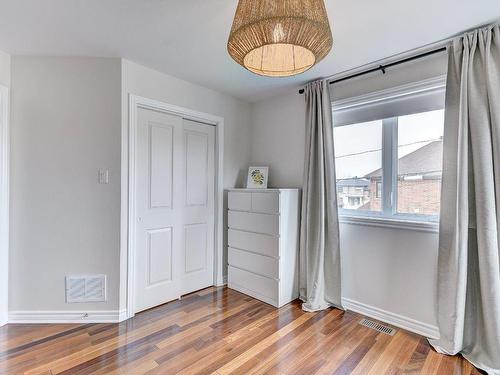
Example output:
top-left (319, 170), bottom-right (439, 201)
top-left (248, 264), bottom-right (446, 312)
top-left (135, 108), bottom-right (183, 312)
top-left (149, 125), bottom-right (173, 208)
top-left (184, 223), bottom-right (207, 273)
top-left (147, 227), bottom-right (173, 285)
top-left (135, 109), bottom-right (215, 313)
top-left (185, 131), bottom-right (208, 206)
top-left (180, 119), bottom-right (215, 294)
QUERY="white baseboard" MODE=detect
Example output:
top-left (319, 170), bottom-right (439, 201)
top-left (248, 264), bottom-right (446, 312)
top-left (8, 309), bottom-right (128, 324)
top-left (342, 298), bottom-right (440, 339)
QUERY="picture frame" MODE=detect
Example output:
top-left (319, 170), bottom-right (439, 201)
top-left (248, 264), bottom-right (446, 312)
top-left (247, 166), bottom-right (269, 189)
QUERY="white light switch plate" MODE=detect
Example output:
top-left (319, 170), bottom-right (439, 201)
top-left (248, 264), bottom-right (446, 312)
top-left (98, 169), bottom-right (109, 184)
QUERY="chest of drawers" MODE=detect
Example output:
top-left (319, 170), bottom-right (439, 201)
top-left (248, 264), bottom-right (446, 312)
top-left (227, 189), bottom-right (300, 307)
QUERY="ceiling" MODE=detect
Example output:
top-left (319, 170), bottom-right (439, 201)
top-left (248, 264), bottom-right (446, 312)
top-left (0, 0), bottom-right (498, 102)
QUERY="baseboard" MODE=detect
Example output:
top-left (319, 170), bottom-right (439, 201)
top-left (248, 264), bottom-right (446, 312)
top-left (8, 309), bottom-right (128, 324)
top-left (342, 298), bottom-right (440, 339)
top-left (117, 308), bottom-right (128, 322)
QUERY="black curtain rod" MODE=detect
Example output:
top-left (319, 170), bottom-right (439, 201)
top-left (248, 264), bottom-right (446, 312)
top-left (298, 46), bottom-right (447, 94)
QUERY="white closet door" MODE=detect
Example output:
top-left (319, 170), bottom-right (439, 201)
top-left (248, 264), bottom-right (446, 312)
top-left (134, 109), bottom-right (215, 313)
top-left (180, 119), bottom-right (215, 294)
top-left (135, 108), bottom-right (182, 312)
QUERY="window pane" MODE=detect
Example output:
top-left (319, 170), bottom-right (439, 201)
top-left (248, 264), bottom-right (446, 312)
top-left (334, 120), bottom-right (382, 212)
top-left (397, 110), bottom-right (444, 215)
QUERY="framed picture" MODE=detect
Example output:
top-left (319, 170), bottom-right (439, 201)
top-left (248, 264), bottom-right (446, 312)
top-left (247, 166), bottom-right (269, 189)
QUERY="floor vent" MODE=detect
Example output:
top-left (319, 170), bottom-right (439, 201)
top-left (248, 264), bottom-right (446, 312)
top-left (359, 318), bottom-right (397, 336)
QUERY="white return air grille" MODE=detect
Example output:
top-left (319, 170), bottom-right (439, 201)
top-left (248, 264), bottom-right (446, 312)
top-left (359, 318), bottom-right (397, 336)
top-left (66, 275), bottom-right (106, 303)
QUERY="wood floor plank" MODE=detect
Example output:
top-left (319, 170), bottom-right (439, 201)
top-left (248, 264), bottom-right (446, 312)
top-left (244, 310), bottom-right (352, 375)
top-left (150, 306), bottom-right (295, 374)
top-left (349, 328), bottom-right (393, 374)
top-left (102, 295), bottom-right (260, 375)
top-left (0, 287), bottom-right (482, 375)
top-left (220, 309), bottom-right (339, 375)
top-left (213, 311), bottom-right (317, 374)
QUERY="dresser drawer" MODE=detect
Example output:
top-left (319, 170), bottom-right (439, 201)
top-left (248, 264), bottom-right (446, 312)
top-left (228, 266), bottom-right (279, 302)
top-left (228, 192), bottom-right (251, 211)
top-left (228, 229), bottom-right (279, 257)
top-left (228, 211), bottom-right (279, 236)
top-left (251, 192), bottom-right (279, 214)
top-left (228, 247), bottom-right (279, 279)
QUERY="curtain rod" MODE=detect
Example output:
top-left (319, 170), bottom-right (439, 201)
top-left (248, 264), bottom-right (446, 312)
top-left (298, 46), bottom-right (447, 94)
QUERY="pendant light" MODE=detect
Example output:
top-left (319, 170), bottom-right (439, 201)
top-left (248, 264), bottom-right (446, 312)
top-left (227, 0), bottom-right (333, 77)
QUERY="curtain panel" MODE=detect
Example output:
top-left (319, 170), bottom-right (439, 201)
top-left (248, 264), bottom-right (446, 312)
top-left (299, 80), bottom-right (343, 312)
top-left (430, 24), bottom-right (500, 375)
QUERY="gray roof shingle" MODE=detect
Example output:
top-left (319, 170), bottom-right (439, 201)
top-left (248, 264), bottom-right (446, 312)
top-left (365, 140), bottom-right (443, 178)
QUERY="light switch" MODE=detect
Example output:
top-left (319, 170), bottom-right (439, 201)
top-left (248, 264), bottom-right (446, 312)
top-left (98, 169), bottom-right (109, 184)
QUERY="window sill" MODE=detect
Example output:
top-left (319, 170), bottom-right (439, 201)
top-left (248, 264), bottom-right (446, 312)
top-left (338, 215), bottom-right (439, 233)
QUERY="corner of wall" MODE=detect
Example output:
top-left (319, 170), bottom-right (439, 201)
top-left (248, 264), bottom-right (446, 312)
top-left (119, 58), bottom-right (129, 313)
top-left (0, 49), bottom-right (10, 327)
top-left (0, 50), bottom-right (11, 88)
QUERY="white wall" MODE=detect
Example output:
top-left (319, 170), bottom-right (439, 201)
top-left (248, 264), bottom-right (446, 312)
top-left (7, 57), bottom-right (251, 317)
top-left (9, 57), bottom-right (122, 312)
top-left (250, 53), bottom-right (447, 334)
top-left (0, 50), bottom-right (10, 326)
top-left (5, 49), bottom-right (443, 328)
top-left (0, 50), bottom-right (10, 87)
top-left (119, 60), bottom-right (252, 309)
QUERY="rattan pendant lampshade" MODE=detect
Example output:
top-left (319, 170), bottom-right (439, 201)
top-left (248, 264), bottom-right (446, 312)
top-left (227, 0), bottom-right (333, 77)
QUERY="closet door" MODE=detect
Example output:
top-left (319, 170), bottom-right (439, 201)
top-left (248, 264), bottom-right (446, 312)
top-left (134, 109), bottom-right (215, 313)
top-left (179, 119), bottom-right (215, 294)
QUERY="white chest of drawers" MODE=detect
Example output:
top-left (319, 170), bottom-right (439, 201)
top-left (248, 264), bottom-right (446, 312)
top-left (227, 188), bottom-right (300, 307)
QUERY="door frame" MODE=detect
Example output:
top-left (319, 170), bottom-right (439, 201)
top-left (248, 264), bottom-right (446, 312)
top-left (124, 94), bottom-right (224, 319)
top-left (0, 85), bottom-right (10, 327)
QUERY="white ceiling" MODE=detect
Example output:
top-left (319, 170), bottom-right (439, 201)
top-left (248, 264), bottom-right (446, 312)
top-left (0, 0), bottom-right (498, 102)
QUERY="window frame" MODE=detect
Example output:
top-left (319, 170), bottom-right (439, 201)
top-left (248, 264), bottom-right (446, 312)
top-left (332, 76), bottom-right (446, 229)
top-left (375, 181), bottom-right (382, 198)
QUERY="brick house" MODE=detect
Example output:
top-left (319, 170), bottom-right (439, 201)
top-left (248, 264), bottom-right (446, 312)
top-left (364, 140), bottom-right (443, 215)
top-left (336, 178), bottom-right (370, 209)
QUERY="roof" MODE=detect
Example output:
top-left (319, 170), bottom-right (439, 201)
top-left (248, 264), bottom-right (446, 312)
top-left (337, 178), bottom-right (370, 187)
top-left (364, 140), bottom-right (443, 178)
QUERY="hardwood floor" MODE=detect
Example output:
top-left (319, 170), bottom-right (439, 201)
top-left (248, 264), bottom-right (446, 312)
top-left (0, 287), bottom-right (482, 375)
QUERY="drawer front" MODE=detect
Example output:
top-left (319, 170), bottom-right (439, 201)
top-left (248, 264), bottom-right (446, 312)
top-left (228, 211), bottom-right (279, 236)
top-left (228, 247), bottom-right (279, 279)
top-left (228, 229), bottom-right (279, 257)
top-left (228, 266), bottom-right (279, 302)
top-left (228, 192), bottom-right (251, 211)
top-left (251, 192), bottom-right (279, 214)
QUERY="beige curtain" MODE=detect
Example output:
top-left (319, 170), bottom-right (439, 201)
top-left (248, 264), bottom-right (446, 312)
top-left (429, 25), bottom-right (500, 375)
top-left (299, 80), bottom-right (342, 312)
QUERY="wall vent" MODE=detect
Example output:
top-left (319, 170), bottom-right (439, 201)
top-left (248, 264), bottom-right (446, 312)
top-left (66, 275), bottom-right (106, 303)
top-left (359, 318), bottom-right (397, 336)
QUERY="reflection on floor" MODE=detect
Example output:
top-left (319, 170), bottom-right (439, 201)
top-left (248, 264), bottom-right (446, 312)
top-left (0, 287), bottom-right (481, 374)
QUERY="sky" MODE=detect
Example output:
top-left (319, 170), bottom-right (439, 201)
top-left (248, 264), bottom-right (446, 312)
top-left (334, 109), bottom-right (445, 180)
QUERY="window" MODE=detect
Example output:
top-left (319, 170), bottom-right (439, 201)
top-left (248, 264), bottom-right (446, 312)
top-left (397, 111), bottom-right (444, 215)
top-left (333, 77), bottom-right (445, 223)
top-left (334, 120), bottom-right (382, 212)
top-left (376, 182), bottom-right (382, 198)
